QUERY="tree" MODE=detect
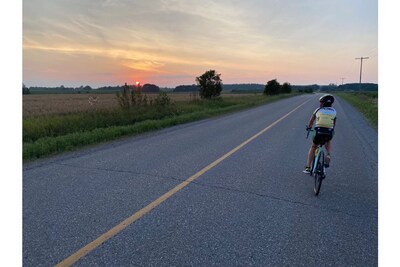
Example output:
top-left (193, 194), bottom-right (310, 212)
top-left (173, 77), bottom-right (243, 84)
top-left (195, 70), bottom-right (222, 99)
top-left (281, 82), bottom-right (292, 94)
top-left (23, 84), bottom-right (30, 95)
top-left (264, 79), bottom-right (281, 95)
top-left (142, 84), bottom-right (160, 93)
top-left (173, 85), bottom-right (199, 92)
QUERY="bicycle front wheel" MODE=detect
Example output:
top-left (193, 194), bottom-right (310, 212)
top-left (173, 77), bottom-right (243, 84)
top-left (314, 151), bottom-right (324, 196)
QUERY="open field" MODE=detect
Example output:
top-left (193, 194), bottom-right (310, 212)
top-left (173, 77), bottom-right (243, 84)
top-left (23, 92), bottom-right (260, 117)
top-left (24, 93), bottom-right (117, 117)
top-left (336, 91), bottom-right (378, 129)
top-left (23, 92), bottom-right (293, 160)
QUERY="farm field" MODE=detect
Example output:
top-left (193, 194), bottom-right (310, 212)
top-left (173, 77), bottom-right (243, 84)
top-left (23, 92), bottom-right (259, 117)
top-left (23, 92), bottom-right (292, 160)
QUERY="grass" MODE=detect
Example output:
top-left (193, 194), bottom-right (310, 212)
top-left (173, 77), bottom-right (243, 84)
top-left (336, 91), bottom-right (378, 129)
top-left (23, 107), bottom-right (177, 143)
top-left (23, 93), bottom-right (299, 161)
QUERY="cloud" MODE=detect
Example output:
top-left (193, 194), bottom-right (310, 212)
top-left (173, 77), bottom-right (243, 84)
top-left (23, 0), bottom-right (378, 87)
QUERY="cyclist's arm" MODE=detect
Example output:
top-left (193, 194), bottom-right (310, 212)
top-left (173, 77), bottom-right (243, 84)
top-left (307, 115), bottom-right (315, 129)
top-left (308, 108), bottom-right (320, 129)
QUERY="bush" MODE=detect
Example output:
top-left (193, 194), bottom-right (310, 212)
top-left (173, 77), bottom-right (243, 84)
top-left (116, 83), bottom-right (174, 111)
top-left (154, 92), bottom-right (171, 107)
top-left (116, 83), bottom-right (149, 108)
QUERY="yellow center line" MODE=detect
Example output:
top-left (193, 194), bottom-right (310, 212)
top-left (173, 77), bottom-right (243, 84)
top-left (55, 97), bottom-right (312, 267)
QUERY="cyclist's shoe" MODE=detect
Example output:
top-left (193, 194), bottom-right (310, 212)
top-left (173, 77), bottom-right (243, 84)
top-left (303, 166), bottom-right (311, 174)
top-left (324, 155), bottom-right (331, 168)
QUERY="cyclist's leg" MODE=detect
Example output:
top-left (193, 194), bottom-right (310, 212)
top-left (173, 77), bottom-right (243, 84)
top-left (306, 143), bottom-right (318, 168)
top-left (308, 129), bottom-right (321, 168)
top-left (324, 136), bottom-right (333, 167)
top-left (304, 130), bottom-right (319, 173)
top-left (324, 140), bottom-right (331, 154)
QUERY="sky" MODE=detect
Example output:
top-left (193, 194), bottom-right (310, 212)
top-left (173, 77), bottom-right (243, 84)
top-left (22, 0), bottom-right (378, 88)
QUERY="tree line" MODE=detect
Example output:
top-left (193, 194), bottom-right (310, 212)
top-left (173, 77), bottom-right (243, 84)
top-left (23, 83), bottom-right (162, 94)
top-left (23, 71), bottom-right (377, 96)
top-left (192, 70), bottom-right (294, 99)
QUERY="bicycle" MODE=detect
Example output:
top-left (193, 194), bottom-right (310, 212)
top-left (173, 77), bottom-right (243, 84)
top-left (306, 128), bottom-right (327, 196)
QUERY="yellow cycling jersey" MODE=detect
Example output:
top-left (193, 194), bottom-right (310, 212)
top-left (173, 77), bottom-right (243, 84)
top-left (313, 107), bottom-right (336, 128)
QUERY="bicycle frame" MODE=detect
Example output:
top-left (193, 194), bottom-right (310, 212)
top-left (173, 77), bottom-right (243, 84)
top-left (306, 128), bottom-right (326, 195)
top-left (311, 145), bottom-right (325, 175)
top-left (306, 129), bottom-right (325, 174)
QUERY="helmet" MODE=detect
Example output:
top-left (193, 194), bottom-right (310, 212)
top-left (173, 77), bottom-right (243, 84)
top-left (319, 94), bottom-right (334, 105)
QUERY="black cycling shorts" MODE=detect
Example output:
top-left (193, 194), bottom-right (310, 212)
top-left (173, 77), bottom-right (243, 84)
top-left (313, 127), bottom-right (334, 145)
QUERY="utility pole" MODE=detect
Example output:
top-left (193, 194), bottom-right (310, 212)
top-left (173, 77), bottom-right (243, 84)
top-left (355, 57), bottom-right (369, 84)
top-left (341, 77), bottom-right (345, 85)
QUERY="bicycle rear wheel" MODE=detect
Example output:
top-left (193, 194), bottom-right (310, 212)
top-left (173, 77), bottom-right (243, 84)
top-left (314, 151), bottom-right (324, 196)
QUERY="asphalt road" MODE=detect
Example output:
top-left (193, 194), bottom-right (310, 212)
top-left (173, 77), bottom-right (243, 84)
top-left (23, 93), bottom-right (378, 266)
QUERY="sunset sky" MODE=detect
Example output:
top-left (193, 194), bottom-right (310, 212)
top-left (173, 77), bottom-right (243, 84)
top-left (23, 0), bottom-right (378, 88)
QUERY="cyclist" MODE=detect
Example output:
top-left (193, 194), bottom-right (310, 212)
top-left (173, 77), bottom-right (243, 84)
top-left (303, 94), bottom-right (337, 174)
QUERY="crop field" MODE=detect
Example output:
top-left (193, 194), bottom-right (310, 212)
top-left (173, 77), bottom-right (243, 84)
top-left (23, 94), bottom-right (117, 117)
top-left (23, 92), bottom-right (294, 160)
top-left (23, 92), bottom-right (258, 117)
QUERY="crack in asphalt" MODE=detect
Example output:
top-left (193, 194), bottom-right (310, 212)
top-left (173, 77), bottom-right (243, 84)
top-left (55, 162), bottom-right (376, 221)
top-left (188, 179), bottom-right (377, 220)
top-left (55, 162), bottom-right (185, 182)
